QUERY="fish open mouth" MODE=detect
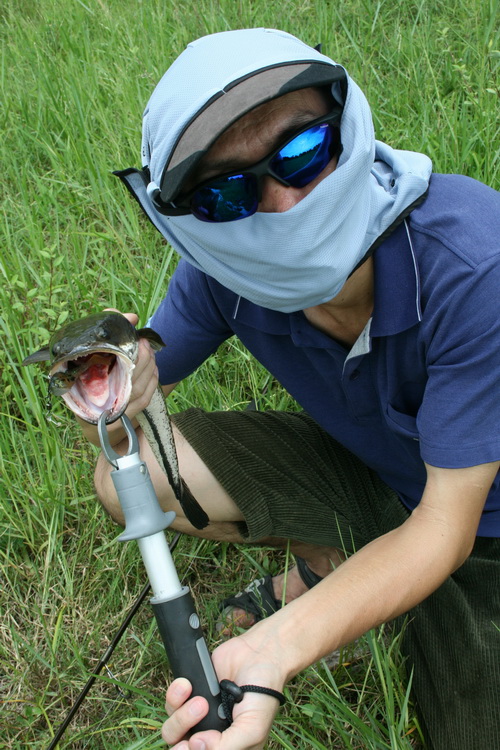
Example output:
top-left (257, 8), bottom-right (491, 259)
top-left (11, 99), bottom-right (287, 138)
top-left (50, 349), bottom-right (134, 424)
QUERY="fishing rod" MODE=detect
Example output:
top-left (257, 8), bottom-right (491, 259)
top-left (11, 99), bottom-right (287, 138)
top-left (46, 579), bottom-right (154, 750)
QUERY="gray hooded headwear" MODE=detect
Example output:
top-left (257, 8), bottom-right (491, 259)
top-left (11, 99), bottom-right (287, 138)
top-left (117, 28), bottom-right (432, 313)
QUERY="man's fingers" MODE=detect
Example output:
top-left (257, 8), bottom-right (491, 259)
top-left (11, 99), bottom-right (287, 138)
top-left (123, 312), bottom-right (139, 326)
top-left (129, 340), bottom-right (158, 410)
top-left (162, 673), bottom-right (278, 750)
top-left (165, 677), bottom-right (192, 716)
top-left (102, 307), bottom-right (139, 327)
top-left (132, 339), bottom-right (156, 378)
top-left (163, 677), bottom-right (205, 745)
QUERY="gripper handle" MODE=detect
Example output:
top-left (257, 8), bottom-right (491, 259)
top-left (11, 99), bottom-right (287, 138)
top-left (99, 412), bottom-right (229, 733)
top-left (151, 587), bottom-right (229, 733)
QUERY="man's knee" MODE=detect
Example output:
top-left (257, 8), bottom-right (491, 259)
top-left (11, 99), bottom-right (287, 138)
top-left (94, 451), bottom-right (124, 525)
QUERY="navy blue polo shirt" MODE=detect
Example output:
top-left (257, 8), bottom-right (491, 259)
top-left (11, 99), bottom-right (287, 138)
top-left (150, 174), bottom-right (500, 536)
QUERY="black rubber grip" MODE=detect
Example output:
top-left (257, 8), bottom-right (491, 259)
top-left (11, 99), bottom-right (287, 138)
top-left (151, 587), bottom-right (229, 733)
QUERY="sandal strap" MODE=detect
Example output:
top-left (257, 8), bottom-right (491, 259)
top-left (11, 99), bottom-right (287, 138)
top-left (296, 556), bottom-right (324, 589)
top-left (219, 574), bottom-right (280, 621)
top-left (219, 561), bottom-right (323, 626)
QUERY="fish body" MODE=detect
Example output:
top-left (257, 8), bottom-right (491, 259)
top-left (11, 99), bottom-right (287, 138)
top-left (23, 312), bottom-right (208, 529)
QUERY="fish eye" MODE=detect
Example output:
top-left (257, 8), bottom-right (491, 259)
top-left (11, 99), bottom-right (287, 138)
top-left (96, 327), bottom-right (109, 339)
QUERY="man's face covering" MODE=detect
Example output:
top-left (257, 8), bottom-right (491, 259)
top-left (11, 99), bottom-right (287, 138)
top-left (118, 29), bottom-right (432, 313)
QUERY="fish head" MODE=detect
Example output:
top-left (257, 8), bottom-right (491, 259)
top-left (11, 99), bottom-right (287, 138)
top-left (23, 312), bottom-right (165, 424)
top-left (49, 345), bottom-right (135, 423)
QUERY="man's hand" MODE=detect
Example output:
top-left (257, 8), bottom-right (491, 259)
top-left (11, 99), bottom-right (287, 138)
top-left (106, 310), bottom-right (160, 423)
top-left (122, 335), bottom-right (159, 422)
top-left (162, 631), bottom-right (285, 749)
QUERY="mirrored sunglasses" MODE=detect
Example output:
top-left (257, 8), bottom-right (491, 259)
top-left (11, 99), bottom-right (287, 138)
top-left (163, 109), bottom-right (342, 223)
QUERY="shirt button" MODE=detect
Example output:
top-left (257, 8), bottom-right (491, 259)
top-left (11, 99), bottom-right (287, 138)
top-left (349, 369), bottom-right (361, 380)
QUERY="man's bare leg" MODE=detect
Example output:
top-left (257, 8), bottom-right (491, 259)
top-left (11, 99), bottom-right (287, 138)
top-left (94, 422), bottom-right (249, 540)
top-left (94, 423), bottom-right (345, 627)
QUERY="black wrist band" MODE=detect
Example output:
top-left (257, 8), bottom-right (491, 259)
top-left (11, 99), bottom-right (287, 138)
top-left (219, 679), bottom-right (286, 723)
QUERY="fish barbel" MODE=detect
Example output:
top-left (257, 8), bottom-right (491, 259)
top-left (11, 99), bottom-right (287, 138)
top-left (22, 311), bottom-right (209, 529)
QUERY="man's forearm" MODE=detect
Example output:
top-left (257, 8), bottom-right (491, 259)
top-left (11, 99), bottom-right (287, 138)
top-left (248, 505), bottom-right (475, 684)
top-left (261, 461), bottom-right (496, 682)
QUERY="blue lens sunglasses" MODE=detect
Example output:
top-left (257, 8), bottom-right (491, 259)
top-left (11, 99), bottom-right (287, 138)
top-left (152, 108), bottom-right (342, 223)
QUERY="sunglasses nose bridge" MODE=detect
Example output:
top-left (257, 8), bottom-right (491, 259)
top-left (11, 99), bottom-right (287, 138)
top-left (252, 156), bottom-right (290, 202)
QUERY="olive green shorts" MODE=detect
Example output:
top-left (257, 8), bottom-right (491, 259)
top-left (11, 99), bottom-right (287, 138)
top-left (173, 408), bottom-right (500, 750)
top-left (173, 407), bottom-right (407, 548)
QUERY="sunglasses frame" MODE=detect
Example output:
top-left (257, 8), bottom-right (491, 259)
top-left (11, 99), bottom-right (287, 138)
top-left (152, 105), bottom-right (342, 219)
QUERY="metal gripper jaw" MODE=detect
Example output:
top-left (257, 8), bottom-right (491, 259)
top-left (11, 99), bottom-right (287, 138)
top-left (97, 412), bottom-right (176, 541)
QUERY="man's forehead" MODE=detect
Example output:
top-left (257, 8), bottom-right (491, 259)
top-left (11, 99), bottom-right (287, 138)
top-left (218, 87), bottom-right (329, 138)
top-left (196, 87), bottom-right (331, 175)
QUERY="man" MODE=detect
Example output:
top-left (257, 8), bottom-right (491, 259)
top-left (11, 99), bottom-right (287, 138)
top-left (86, 29), bottom-right (500, 750)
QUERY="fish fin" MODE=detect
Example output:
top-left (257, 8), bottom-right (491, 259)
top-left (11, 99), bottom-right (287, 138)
top-left (180, 478), bottom-right (210, 530)
top-left (137, 327), bottom-right (165, 351)
top-left (22, 347), bottom-right (51, 365)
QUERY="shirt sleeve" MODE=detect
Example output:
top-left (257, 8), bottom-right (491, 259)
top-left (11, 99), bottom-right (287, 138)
top-left (149, 260), bottom-right (234, 385)
top-left (417, 252), bottom-right (500, 468)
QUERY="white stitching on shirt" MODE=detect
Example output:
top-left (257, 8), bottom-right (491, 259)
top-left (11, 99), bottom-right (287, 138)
top-left (404, 219), bottom-right (422, 322)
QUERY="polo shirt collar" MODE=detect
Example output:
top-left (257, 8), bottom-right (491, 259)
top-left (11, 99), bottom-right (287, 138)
top-left (370, 219), bottom-right (422, 337)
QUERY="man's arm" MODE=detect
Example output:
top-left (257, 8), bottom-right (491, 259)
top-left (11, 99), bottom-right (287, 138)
top-left (162, 459), bottom-right (498, 750)
top-left (276, 460), bottom-right (498, 674)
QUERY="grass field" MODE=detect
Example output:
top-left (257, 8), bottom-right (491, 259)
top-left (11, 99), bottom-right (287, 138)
top-left (1, 0), bottom-right (498, 747)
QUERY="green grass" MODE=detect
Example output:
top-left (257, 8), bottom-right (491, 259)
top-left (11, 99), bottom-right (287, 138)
top-left (1, 0), bottom-right (498, 747)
